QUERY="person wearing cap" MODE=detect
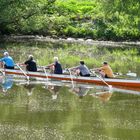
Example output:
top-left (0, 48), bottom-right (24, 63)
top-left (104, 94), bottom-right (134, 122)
top-left (94, 61), bottom-right (114, 78)
top-left (0, 52), bottom-right (15, 69)
top-left (71, 61), bottom-right (90, 77)
top-left (47, 57), bottom-right (63, 74)
top-left (24, 55), bottom-right (37, 72)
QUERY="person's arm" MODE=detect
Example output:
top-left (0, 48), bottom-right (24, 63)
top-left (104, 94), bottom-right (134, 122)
top-left (69, 65), bottom-right (79, 71)
top-left (93, 66), bottom-right (104, 72)
top-left (45, 63), bottom-right (55, 69)
top-left (16, 61), bottom-right (27, 66)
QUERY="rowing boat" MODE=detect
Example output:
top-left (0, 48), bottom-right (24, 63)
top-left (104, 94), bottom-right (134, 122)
top-left (0, 68), bottom-right (140, 89)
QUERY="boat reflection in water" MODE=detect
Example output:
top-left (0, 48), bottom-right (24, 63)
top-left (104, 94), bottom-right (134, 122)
top-left (48, 85), bottom-right (61, 100)
top-left (0, 75), bottom-right (13, 93)
top-left (23, 82), bottom-right (39, 111)
top-left (24, 83), bottom-right (35, 96)
top-left (70, 85), bottom-right (90, 99)
top-left (0, 75), bottom-right (140, 101)
top-left (69, 84), bottom-right (113, 102)
top-left (89, 90), bottom-right (113, 103)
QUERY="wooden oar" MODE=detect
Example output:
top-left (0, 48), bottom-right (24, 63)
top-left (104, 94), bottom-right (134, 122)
top-left (90, 70), bottom-right (112, 90)
top-left (0, 69), bottom-right (5, 76)
top-left (43, 66), bottom-right (49, 87)
top-left (68, 69), bottom-right (75, 88)
top-left (16, 64), bottom-right (29, 81)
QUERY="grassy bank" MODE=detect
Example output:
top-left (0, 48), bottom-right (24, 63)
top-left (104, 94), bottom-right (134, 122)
top-left (1, 42), bottom-right (140, 75)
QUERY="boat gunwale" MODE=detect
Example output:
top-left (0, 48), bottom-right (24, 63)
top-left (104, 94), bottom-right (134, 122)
top-left (1, 68), bottom-right (140, 88)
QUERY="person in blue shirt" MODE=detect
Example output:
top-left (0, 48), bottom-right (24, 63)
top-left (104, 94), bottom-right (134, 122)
top-left (0, 52), bottom-right (15, 69)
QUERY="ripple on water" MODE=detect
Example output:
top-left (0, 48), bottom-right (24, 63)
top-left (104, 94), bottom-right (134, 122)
top-left (0, 123), bottom-right (65, 140)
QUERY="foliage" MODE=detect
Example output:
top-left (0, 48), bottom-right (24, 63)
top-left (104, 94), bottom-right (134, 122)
top-left (0, 0), bottom-right (140, 40)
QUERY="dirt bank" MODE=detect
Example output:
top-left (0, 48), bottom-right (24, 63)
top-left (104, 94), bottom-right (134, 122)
top-left (1, 35), bottom-right (140, 47)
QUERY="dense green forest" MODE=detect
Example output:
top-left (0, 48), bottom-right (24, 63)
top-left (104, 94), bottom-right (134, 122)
top-left (0, 0), bottom-right (140, 41)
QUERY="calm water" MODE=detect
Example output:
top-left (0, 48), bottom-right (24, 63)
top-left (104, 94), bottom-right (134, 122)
top-left (0, 42), bottom-right (140, 140)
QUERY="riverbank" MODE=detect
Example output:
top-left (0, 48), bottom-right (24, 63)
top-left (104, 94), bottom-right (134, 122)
top-left (1, 35), bottom-right (140, 47)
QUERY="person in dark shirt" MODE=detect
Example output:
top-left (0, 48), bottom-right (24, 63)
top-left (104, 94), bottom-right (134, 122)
top-left (47, 57), bottom-right (63, 74)
top-left (24, 55), bottom-right (37, 72)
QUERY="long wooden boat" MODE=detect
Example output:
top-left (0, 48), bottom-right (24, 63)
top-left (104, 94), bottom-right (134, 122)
top-left (1, 68), bottom-right (140, 89)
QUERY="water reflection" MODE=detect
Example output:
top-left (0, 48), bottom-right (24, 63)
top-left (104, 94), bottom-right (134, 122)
top-left (90, 90), bottom-right (113, 103)
top-left (48, 85), bottom-right (61, 100)
top-left (70, 86), bottom-right (90, 99)
top-left (0, 78), bottom-right (139, 140)
top-left (22, 82), bottom-right (40, 112)
top-left (24, 83), bottom-right (35, 96)
top-left (0, 75), bottom-right (13, 93)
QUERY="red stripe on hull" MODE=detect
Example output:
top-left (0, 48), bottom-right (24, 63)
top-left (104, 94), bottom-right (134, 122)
top-left (4, 70), bottom-right (140, 89)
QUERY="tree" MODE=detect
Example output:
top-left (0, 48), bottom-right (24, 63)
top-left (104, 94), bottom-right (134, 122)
top-left (0, 0), bottom-right (56, 34)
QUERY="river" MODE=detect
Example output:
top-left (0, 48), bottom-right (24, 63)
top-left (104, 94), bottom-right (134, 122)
top-left (0, 42), bottom-right (140, 140)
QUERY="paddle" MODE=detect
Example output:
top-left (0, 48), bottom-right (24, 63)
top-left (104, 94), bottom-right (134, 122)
top-left (16, 64), bottom-right (29, 81)
top-left (90, 70), bottom-right (112, 90)
top-left (68, 68), bottom-right (75, 88)
top-left (43, 66), bottom-right (49, 87)
top-left (0, 69), bottom-right (5, 76)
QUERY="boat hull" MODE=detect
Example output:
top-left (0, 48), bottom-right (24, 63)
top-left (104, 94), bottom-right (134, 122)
top-left (1, 68), bottom-right (140, 89)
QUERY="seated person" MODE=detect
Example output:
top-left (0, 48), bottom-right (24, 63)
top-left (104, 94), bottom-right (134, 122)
top-left (47, 57), bottom-right (63, 74)
top-left (71, 61), bottom-right (90, 77)
top-left (0, 52), bottom-right (15, 69)
top-left (94, 61), bottom-right (114, 78)
top-left (24, 55), bottom-right (37, 72)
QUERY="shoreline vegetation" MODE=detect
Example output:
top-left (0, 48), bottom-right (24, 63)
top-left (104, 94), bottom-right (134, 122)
top-left (1, 35), bottom-right (140, 47)
top-left (1, 35), bottom-right (140, 76)
top-left (0, 0), bottom-right (140, 41)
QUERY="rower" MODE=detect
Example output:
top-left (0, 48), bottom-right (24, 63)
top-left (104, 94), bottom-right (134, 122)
top-left (70, 60), bottom-right (90, 77)
top-left (0, 52), bottom-right (15, 69)
top-left (93, 61), bottom-right (114, 78)
top-left (24, 55), bottom-right (37, 72)
top-left (47, 57), bottom-right (63, 74)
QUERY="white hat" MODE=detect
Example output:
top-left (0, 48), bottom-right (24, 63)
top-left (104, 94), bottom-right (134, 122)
top-left (54, 57), bottom-right (58, 61)
top-left (28, 55), bottom-right (33, 59)
top-left (4, 52), bottom-right (9, 56)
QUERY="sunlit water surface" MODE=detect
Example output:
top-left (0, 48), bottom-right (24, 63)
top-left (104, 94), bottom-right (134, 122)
top-left (0, 76), bottom-right (139, 140)
top-left (0, 43), bottom-right (140, 140)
